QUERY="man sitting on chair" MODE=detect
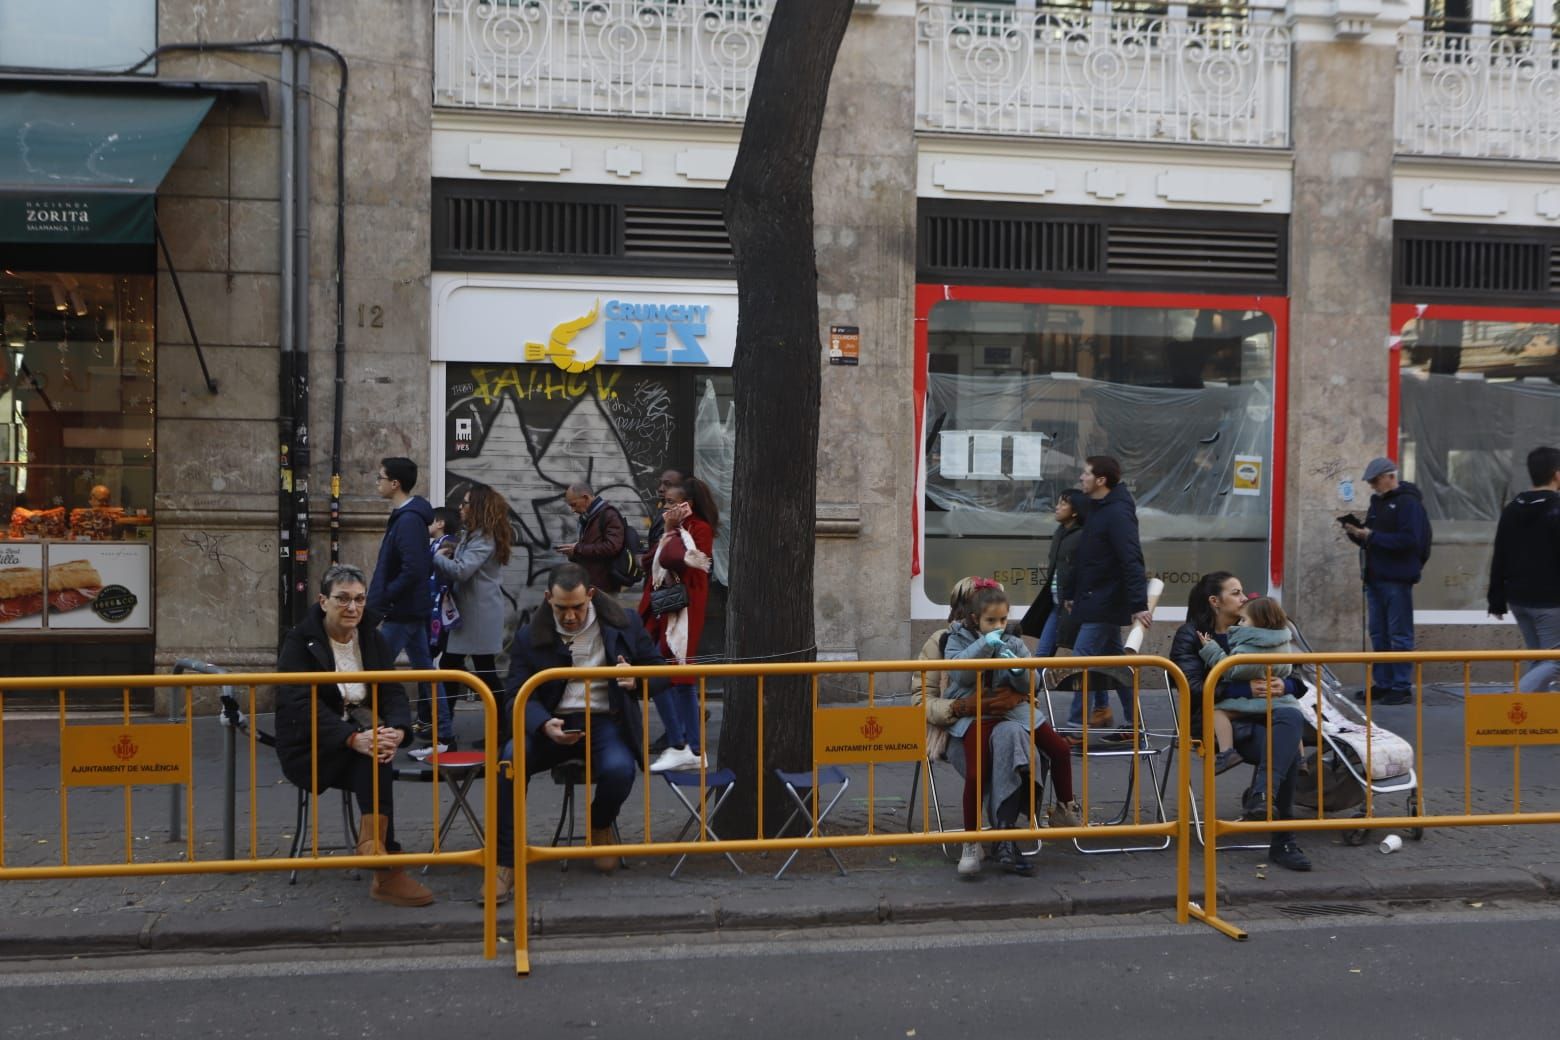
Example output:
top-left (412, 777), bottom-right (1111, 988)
top-left (488, 563), bottom-right (666, 904)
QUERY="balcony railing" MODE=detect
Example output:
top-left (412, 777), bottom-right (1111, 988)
top-left (915, 3), bottom-right (1291, 148)
top-left (433, 0), bottom-right (769, 121)
top-left (1396, 26), bottom-right (1560, 162)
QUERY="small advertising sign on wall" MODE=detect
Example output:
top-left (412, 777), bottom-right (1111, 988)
top-left (828, 325), bottom-right (860, 366)
top-left (0, 542), bottom-right (46, 629)
top-left (44, 543), bottom-right (152, 631)
top-left (1232, 454), bottom-right (1264, 497)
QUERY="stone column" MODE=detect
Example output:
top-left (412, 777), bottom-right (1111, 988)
top-left (812, 5), bottom-right (919, 667)
top-left (1284, 3), bottom-right (1412, 650)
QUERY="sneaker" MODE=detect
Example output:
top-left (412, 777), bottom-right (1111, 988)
top-left (1213, 749), bottom-right (1244, 775)
top-left (648, 745), bottom-right (705, 774)
top-left (408, 741), bottom-right (452, 761)
top-left (1269, 839), bottom-right (1312, 872)
top-left (956, 842), bottom-right (983, 878)
top-left (1241, 787), bottom-right (1269, 821)
top-left (991, 841), bottom-right (1033, 876)
top-left (478, 866), bottom-right (514, 906)
top-left (1047, 800), bottom-right (1082, 829)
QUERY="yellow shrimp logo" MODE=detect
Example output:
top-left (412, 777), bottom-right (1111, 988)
top-left (523, 302), bottom-right (601, 373)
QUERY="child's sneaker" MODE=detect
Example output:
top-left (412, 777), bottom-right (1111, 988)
top-left (956, 842), bottom-right (983, 878)
top-left (990, 841), bottom-right (1033, 876)
top-left (1213, 748), bottom-right (1244, 775)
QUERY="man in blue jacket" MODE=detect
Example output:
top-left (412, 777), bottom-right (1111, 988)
top-left (367, 456), bottom-right (443, 739)
top-left (486, 563), bottom-right (667, 904)
top-left (1344, 457), bottom-right (1432, 706)
top-left (1060, 455), bottom-right (1152, 739)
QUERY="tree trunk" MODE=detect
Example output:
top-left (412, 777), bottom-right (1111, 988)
top-left (717, 0), bottom-right (855, 838)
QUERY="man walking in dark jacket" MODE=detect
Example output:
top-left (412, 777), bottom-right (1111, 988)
top-left (558, 481), bottom-right (627, 593)
top-left (1488, 445), bottom-right (1560, 692)
top-left (1344, 457), bottom-right (1432, 705)
top-left (367, 456), bottom-right (444, 739)
top-left (1060, 455), bottom-right (1152, 736)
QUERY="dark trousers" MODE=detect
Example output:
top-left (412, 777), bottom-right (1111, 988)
top-left (495, 713), bottom-right (637, 868)
top-left (325, 752), bottom-right (399, 852)
top-left (1232, 704), bottom-right (1305, 832)
top-left (1365, 580), bottom-right (1415, 692)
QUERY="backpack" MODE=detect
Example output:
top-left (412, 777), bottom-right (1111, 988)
top-left (607, 507), bottom-right (646, 589)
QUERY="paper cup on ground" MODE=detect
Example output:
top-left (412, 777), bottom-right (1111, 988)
top-left (1380, 833), bottom-right (1403, 854)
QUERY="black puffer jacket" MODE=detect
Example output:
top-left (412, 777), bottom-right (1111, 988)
top-left (1488, 489), bottom-right (1560, 613)
top-left (274, 606), bottom-right (412, 792)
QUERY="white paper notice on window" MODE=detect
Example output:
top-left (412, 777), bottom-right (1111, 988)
top-left (970, 433), bottom-right (1005, 477)
top-left (1011, 433), bottom-right (1045, 479)
top-left (939, 431), bottom-right (970, 480)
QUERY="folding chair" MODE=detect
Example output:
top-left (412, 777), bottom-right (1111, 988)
top-left (661, 768), bottom-right (743, 878)
top-left (905, 752), bottom-right (962, 859)
top-left (394, 751), bottom-right (486, 874)
top-left (772, 766), bottom-right (850, 880)
top-left (550, 760), bottom-right (625, 872)
top-left (1043, 665), bottom-right (1174, 854)
top-left (287, 786), bottom-right (360, 884)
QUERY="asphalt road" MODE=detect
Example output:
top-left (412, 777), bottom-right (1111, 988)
top-left (3, 903), bottom-right (1554, 1039)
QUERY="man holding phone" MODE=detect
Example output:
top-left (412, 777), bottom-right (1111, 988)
top-left (487, 563), bottom-right (667, 903)
top-left (1343, 457), bottom-right (1432, 705)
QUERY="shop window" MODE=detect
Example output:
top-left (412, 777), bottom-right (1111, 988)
top-left (921, 291), bottom-right (1282, 613)
top-left (1393, 307), bottom-right (1560, 613)
top-left (441, 363), bottom-right (733, 651)
top-left (0, 0), bottom-right (156, 72)
top-left (1, 271), bottom-right (156, 633)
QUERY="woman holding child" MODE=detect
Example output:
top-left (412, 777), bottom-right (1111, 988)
top-left (1170, 571), bottom-right (1312, 872)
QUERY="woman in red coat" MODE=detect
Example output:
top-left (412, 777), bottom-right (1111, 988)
top-left (641, 476), bottom-right (718, 773)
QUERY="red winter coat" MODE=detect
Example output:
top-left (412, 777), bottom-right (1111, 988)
top-left (638, 514), bottom-right (714, 684)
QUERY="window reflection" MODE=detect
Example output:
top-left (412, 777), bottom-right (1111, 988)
top-left (923, 298), bottom-right (1277, 606)
top-left (1397, 313), bottom-right (1560, 610)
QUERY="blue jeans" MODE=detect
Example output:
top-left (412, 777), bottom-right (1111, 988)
top-left (378, 619), bottom-right (450, 732)
top-left (496, 714), bottom-right (638, 868)
top-left (1035, 610), bottom-right (1061, 658)
top-left (1512, 604), bottom-right (1560, 692)
top-left (1068, 622), bottom-right (1131, 725)
top-left (1365, 581), bottom-right (1415, 692)
top-left (653, 684), bottom-right (702, 753)
top-left (1232, 704), bottom-right (1305, 827)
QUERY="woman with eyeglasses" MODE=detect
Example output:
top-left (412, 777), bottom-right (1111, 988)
top-left (429, 482), bottom-right (513, 749)
top-left (275, 563), bottom-right (434, 906)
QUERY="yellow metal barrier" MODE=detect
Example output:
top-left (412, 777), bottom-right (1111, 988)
top-left (0, 669), bottom-right (499, 959)
top-left (508, 655), bottom-right (1194, 976)
top-left (1191, 649), bottom-right (1560, 942)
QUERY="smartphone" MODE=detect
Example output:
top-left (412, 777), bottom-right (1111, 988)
top-left (559, 726), bottom-right (584, 736)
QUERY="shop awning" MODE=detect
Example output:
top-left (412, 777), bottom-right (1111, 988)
top-left (0, 88), bottom-right (215, 244)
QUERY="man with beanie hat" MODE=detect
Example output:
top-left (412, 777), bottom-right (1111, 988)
top-left (1343, 457), bottom-right (1432, 705)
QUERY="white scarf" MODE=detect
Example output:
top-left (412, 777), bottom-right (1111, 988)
top-left (651, 528), bottom-right (710, 664)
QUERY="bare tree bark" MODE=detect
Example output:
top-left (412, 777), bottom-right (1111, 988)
top-left (717, 0), bottom-right (855, 837)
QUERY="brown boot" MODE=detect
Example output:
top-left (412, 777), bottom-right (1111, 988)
top-left (357, 814), bottom-right (435, 907)
top-left (590, 826), bottom-right (618, 874)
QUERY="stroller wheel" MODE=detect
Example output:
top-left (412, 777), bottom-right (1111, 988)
top-left (1406, 792), bottom-right (1425, 841)
top-left (1344, 812), bottom-right (1371, 846)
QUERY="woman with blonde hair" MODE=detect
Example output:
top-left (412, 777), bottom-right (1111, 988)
top-left (427, 482), bottom-right (513, 755)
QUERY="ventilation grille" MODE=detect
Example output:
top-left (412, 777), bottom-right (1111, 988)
top-left (623, 205), bottom-right (733, 262)
top-left (1276, 904), bottom-right (1381, 920)
top-left (1107, 226), bottom-right (1282, 281)
top-left (441, 196), bottom-right (616, 258)
top-left (1396, 236), bottom-right (1549, 294)
top-left (922, 215), bottom-right (1103, 276)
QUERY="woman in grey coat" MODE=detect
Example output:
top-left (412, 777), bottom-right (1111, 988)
top-left (426, 482), bottom-right (512, 753)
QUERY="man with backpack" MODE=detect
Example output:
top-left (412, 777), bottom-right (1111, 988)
top-left (1344, 457), bottom-right (1432, 706)
top-left (558, 482), bottom-right (632, 594)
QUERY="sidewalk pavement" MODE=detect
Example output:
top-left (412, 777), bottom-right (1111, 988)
top-left (3, 689), bottom-right (1560, 957)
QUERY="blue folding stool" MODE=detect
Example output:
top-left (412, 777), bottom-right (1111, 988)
top-left (661, 767), bottom-right (743, 879)
top-left (772, 766), bottom-right (850, 880)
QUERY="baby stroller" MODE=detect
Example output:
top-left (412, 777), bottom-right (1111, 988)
top-left (1287, 622), bottom-right (1424, 845)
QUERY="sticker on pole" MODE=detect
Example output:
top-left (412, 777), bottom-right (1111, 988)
top-left (813, 706), bottom-right (922, 764)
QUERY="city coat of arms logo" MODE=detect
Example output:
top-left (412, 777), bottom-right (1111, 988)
top-left (859, 716), bottom-right (884, 742)
top-left (1508, 702), bottom-right (1528, 726)
top-left (112, 733), bottom-right (139, 761)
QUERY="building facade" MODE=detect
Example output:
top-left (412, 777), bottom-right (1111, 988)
top-left (3, 0), bottom-right (1558, 701)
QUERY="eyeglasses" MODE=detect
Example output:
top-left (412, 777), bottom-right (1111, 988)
top-left (328, 594), bottom-right (368, 607)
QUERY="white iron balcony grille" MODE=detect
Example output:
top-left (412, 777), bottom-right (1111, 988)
top-left (1396, 26), bottom-right (1560, 162)
top-left (915, 2), bottom-right (1291, 148)
top-left (433, 0), bottom-right (769, 121)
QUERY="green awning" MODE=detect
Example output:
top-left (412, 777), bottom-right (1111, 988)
top-left (0, 88), bottom-right (215, 244)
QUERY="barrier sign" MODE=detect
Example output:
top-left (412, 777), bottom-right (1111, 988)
top-left (1465, 694), bottom-right (1560, 746)
top-left (61, 724), bottom-right (191, 786)
top-left (813, 706), bottom-right (922, 764)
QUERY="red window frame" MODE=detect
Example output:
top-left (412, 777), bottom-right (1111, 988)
top-left (914, 283), bottom-right (1291, 594)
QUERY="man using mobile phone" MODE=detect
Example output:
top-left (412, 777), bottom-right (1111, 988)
top-left (1343, 457), bottom-right (1432, 706)
top-left (486, 563), bottom-right (666, 904)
